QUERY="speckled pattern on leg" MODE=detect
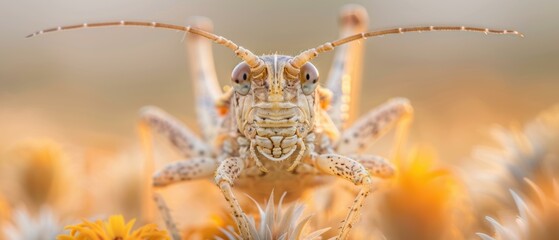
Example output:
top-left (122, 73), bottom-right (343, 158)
top-left (185, 17), bottom-right (223, 142)
top-left (214, 157), bottom-right (252, 239)
top-left (337, 98), bottom-right (413, 154)
top-left (337, 177), bottom-right (374, 240)
top-left (325, 4), bottom-right (369, 131)
top-left (140, 106), bottom-right (211, 158)
top-left (315, 154), bottom-right (370, 184)
top-left (152, 157), bottom-right (217, 187)
top-left (351, 154), bottom-right (396, 178)
top-left (153, 193), bottom-right (181, 240)
top-left (313, 153), bottom-right (376, 240)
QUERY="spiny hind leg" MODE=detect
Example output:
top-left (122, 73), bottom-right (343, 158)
top-left (153, 193), bottom-right (181, 240)
top-left (153, 157), bottom-right (218, 187)
top-left (312, 153), bottom-right (375, 240)
top-left (350, 154), bottom-right (396, 179)
top-left (185, 17), bottom-right (223, 141)
top-left (139, 106), bottom-right (210, 158)
top-left (150, 158), bottom-right (217, 238)
top-left (337, 98), bottom-right (413, 155)
top-left (325, 4), bottom-right (369, 130)
top-left (137, 106), bottom-right (211, 223)
top-left (214, 157), bottom-right (251, 239)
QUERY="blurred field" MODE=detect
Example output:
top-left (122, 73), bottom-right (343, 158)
top-left (0, 0), bottom-right (557, 160)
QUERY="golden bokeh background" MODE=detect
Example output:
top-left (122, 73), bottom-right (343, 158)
top-left (1, 0), bottom-right (557, 161)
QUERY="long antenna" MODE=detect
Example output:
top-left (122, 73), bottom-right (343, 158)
top-left (285, 25), bottom-right (523, 79)
top-left (27, 21), bottom-right (266, 78)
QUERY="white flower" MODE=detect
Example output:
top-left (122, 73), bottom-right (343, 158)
top-left (461, 105), bottom-right (559, 213)
top-left (2, 206), bottom-right (63, 240)
top-left (477, 179), bottom-right (559, 240)
top-left (217, 191), bottom-right (330, 240)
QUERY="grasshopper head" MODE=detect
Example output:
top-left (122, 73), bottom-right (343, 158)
top-left (230, 55), bottom-right (319, 163)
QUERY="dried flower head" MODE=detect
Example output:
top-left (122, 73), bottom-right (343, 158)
top-left (477, 178), bottom-right (559, 240)
top-left (464, 105), bottom-right (559, 200)
top-left (218, 192), bottom-right (329, 240)
top-left (461, 105), bottom-right (559, 231)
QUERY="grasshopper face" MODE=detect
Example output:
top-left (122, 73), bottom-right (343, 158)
top-left (231, 55), bottom-right (319, 163)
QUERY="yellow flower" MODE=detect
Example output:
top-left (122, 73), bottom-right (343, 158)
top-left (57, 215), bottom-right (170, 240)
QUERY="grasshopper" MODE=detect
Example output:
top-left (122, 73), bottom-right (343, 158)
top-left (28, 4), bottom-right (521, 239)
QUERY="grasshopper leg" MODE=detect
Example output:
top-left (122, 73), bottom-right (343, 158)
top-left (185, 17), bottom-right (223, 142)
top-left (325, 4), bottom-right (369, 130)
top-left (153, 193), bottom-right (181, 240)
top-left (153, 157), bottom-right (218, 187)
top-left (337, 98), bottom-right (413, 155)
top-left (351, 154), bottom-right (396, 179)
top-left (313, 153), bottom-right (376, 240)
top-left (214, 157), bottom-right (252, 239)
top-left (139, 106), bottom-right (211, 158)
top-left (138, 106), bottom-right (213, 233)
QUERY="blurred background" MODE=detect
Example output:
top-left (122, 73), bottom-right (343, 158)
top-left (0, 0), bottom-right (558, 239)
top-left (1, 0), bottom-right (558, 161)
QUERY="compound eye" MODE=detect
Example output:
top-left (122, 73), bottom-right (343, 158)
top-left (299, 62), bottom-right (319, 95)
top-left (231, 62), bottom-right (251, 95)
